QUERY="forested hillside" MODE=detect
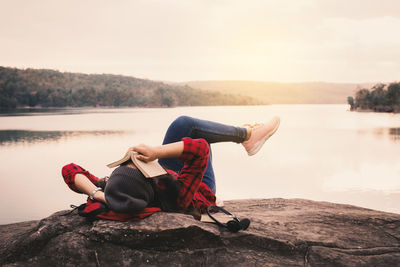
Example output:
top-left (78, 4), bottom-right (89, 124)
top-left (347, 82), bottom-right (400, 113)
top-left (0, 67), bottom-right (259, 109)
top-left (181, 81), bottom-right (373, 104)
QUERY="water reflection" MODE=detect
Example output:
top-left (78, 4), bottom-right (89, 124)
top-left (358, 127), bottom-right (400, 142)
top-left (322, 189), bottom-right (400, 214)
top-left (0, 108), bottom-right (127, 117)
top-left (389, 128), bottom-right (400, 141)
top-left (0, 130), bottom-right (130, 145)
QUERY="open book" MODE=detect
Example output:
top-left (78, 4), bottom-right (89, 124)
top-left (107, 151), bottom-right (167, 178)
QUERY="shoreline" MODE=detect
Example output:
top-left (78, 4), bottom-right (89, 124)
top-left (350, 108), bottom-right (400, 114)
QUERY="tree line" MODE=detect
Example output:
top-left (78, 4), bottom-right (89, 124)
top-left (0, 67), bottom-right (259, 109)
top-left (347, 82), bottom-right (400, 113)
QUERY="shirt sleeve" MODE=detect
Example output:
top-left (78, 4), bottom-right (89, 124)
top-left (61, 163), bottom-right (100, 193)
top-left (176, 137), bottom-right (210, 210)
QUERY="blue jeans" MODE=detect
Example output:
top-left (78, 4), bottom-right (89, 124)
top-left (158, 116), bottom-right (247, 193)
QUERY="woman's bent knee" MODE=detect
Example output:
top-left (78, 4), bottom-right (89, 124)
top-left (171, 116), bottom-right (195, 128)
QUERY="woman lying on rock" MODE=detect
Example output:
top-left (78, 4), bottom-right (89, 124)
top-left (62, 115), bottom-right (280, 221)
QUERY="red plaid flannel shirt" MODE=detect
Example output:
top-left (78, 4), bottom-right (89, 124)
top-left (62, 137), bottom-right (216, 221)
top-left (168, 137), bottom-right (216, 212)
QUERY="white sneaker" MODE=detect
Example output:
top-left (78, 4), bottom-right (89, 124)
top-left (242, 116), bottom-right (280, 156)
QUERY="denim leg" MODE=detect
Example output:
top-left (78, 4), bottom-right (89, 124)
top-left (158, 116), bottom-right (247, 193)
top-left (160, 116), bottom-right (247, 144)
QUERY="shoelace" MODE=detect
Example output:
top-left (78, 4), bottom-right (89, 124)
top-left (243, 123), bottom-right (263, 129)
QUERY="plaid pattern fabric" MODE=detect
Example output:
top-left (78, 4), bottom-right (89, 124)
top-left (61, 163), bottom-right (100, 193)
top-left (61, 137), bottom-right (216, 221)
top-left (175, 137), bottom-right (216, 212)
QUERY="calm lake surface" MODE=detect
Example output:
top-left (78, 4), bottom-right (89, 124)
top-left (1, 105), bottom-right (399, 224)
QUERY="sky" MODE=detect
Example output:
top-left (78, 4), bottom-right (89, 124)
top-left (1, 0), bottom-right (399, 83)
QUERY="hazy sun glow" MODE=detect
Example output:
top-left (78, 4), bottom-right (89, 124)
top-left (1, 0), bottom-right (399, 82)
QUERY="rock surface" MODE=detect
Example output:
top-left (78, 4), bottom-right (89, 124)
top-left (1, 198), bottom-right (400, 266)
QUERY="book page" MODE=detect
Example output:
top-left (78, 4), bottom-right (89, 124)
top-left (106, 152), bottom-right (131, 168)
top-left (131, 152), bottom-right (167, 178)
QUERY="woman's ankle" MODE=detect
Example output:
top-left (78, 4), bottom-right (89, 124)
top-left (244, 127), bottom-right (252, 141)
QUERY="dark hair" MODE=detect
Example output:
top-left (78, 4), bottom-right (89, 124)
top-left (154, 174), bottom-right (180, 212)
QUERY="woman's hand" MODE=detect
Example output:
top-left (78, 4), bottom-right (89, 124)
top-left (131, 144), bottom-right (159, 162)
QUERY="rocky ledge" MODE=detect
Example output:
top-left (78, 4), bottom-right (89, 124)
top-left (1, 199), bottom-right (400, 266)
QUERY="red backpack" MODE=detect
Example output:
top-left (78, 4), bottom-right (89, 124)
top-left (76, 198), bottom-right (161, 221)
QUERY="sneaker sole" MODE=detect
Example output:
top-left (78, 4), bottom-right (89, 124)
top-left (247, 117), bottom-right (280, 156)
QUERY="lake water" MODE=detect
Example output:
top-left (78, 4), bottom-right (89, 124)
top-left (1, 105), bottom-right (399, 225)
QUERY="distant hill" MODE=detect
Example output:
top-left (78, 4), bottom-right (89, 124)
top-left (177, 81), bottom-right (374, 104)
top-left (0, 67), bottom-right (259, 109)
